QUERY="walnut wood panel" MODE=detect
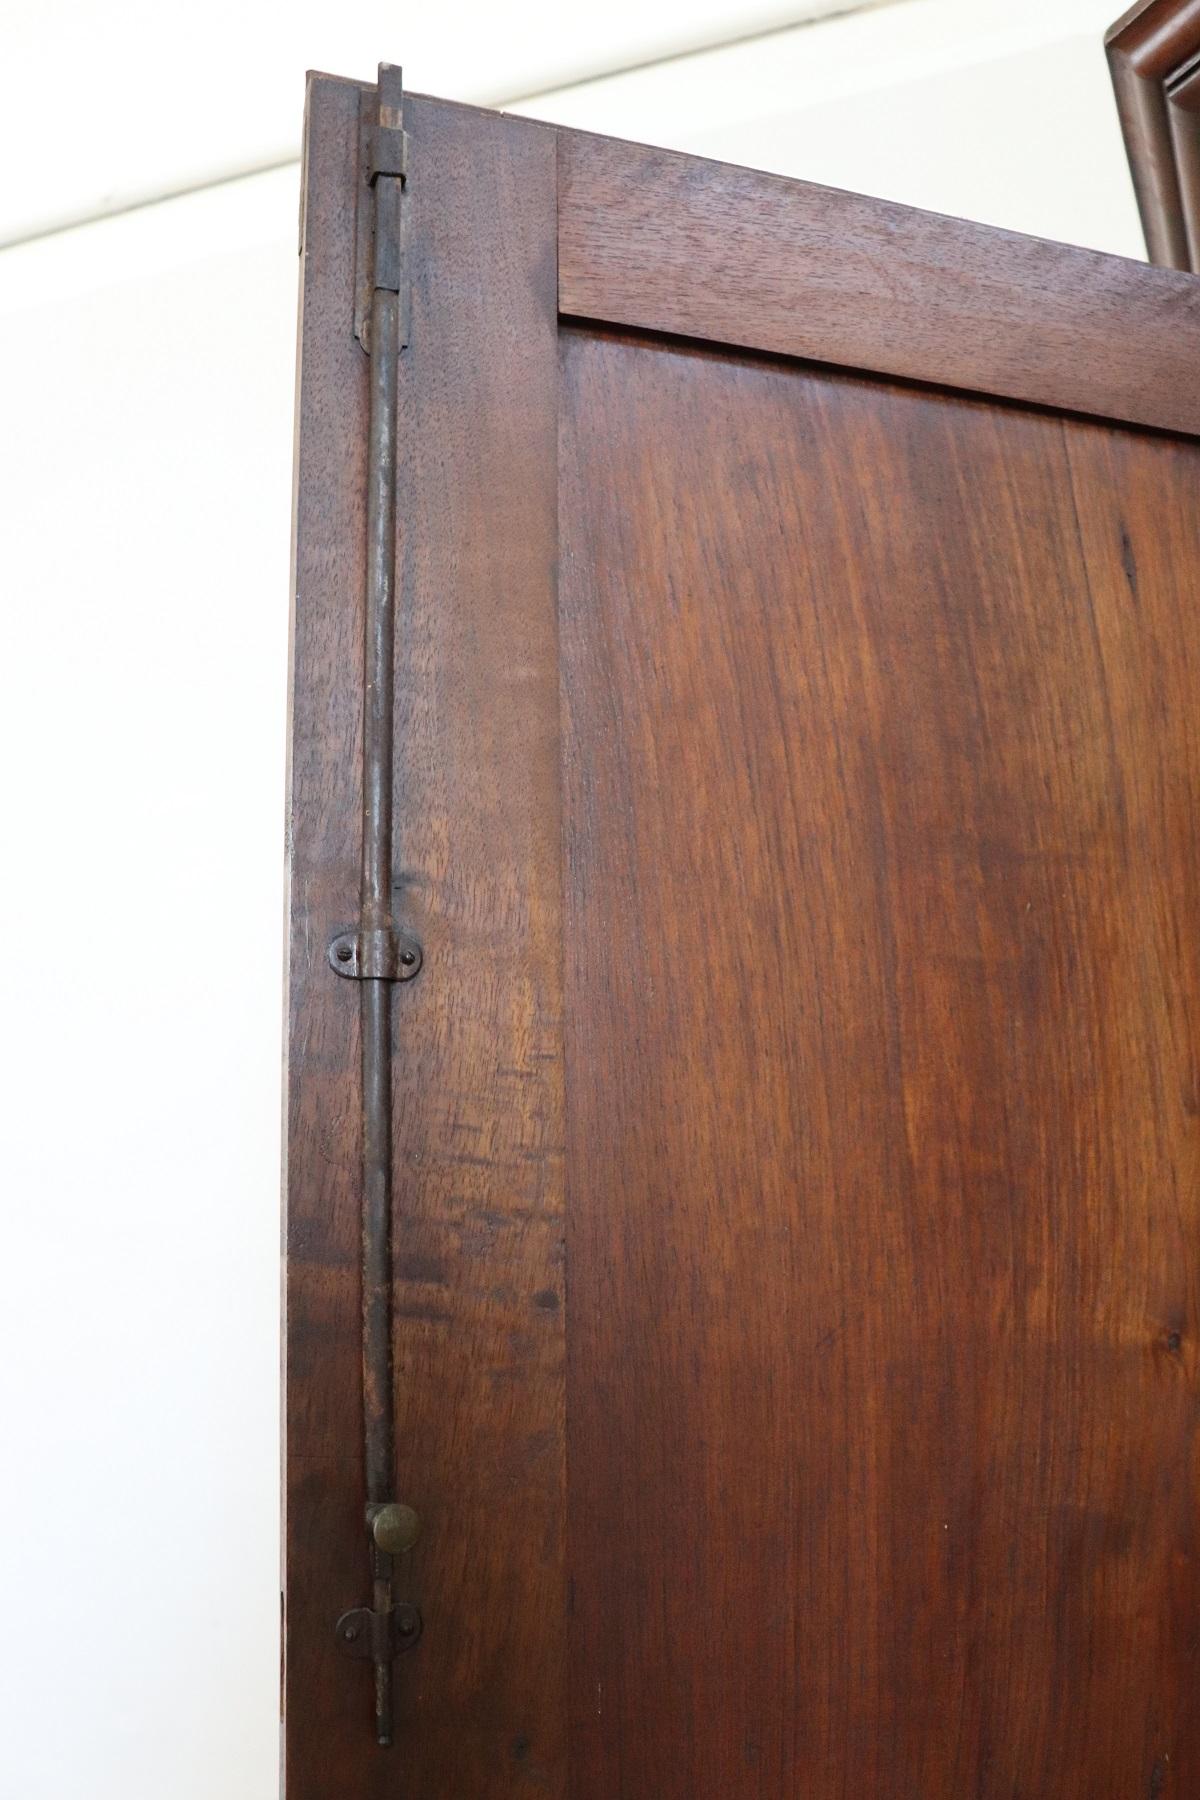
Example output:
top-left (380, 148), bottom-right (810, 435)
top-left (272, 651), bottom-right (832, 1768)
top-left (286, 78), bottom-right (563, 1797)
top-left (1106, 0), bottom-right (1200, 269)
top-left (559, 325), bottom-right (1200, 1797)
top-left (291, 81), bottom-right (1200, 1797)
top-left (1164, 60), bottom-right (1200, 268)
top-left (557, 129), bottom-right (1200, 438)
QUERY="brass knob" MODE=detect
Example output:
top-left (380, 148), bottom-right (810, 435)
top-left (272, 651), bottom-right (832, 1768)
top-left (370, 1502), bottom-right (421, 1556)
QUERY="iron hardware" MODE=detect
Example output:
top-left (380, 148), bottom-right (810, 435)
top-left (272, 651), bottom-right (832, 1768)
top-left (336, 1602), bottom-right (423, 1661)
top-left (369, 1501), bottom-right (422, 1555)
top-left (327, 926), bottom-right (422, 981)
top-left (334, 61), bottom-right (423, 1751)
top-left (368, 124), bottom-right (409, 183)
top-left (354, 63), bottom-right (410, 353)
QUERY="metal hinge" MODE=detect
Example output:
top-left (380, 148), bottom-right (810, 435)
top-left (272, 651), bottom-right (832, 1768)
top-left (354, 63), bottom-right (411, 353)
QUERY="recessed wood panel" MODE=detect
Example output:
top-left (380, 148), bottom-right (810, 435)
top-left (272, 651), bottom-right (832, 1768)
top-left (559, 325), bottom-right (1200, 1797)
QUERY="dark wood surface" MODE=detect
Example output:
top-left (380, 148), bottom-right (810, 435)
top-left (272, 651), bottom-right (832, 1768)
top-left (558, 126), bottom-right (1200, 437)
top-left (1106, 0), bottom-right (1200, 270)
top-left (559, 325), bottom-right (1200, 1796)
top-left (1165, 59), bottom-right (1200, 269)
top-left (286, 77), bottom-right (564, 1797)
top-left (288, 80), bottom-right (1200, 1796)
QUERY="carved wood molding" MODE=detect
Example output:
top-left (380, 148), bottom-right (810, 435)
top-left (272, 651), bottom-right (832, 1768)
top-left (1107, 0), bottom-right (1200, 268)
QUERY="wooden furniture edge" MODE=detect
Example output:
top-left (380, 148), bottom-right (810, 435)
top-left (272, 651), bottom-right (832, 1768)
top-left (303, 74), bottom-right (1200, 437)
top-left (1107, 0), bottom-right (1200, 270)
top-left (556, 124), bottom-right (1200, 439)
top-left (288, 72), bottom-right (566, 1792)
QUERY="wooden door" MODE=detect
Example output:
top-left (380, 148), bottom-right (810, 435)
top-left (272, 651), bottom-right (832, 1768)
top-left (287, 71), bottom-right (1200, 1798)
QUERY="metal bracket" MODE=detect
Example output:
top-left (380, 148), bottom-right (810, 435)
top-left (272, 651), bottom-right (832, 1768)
top-left (328, 925), bottom-right (422, 981)
top-left (368, 124), bottom-right (409, 184)
top-left (335, 1603), bottom-right (423, 1662)
top-left (354, 64), bottom-right (411, 353)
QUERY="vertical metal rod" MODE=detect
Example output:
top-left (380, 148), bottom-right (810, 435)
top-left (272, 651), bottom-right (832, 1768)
top-left (330, 62), bottom-right (420, 1751)
top-left (361, 272), bottom-right (400, 1747)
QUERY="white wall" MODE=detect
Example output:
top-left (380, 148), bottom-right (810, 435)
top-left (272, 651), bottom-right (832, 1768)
top-left (0, 2), bottom-right (1148, 1794)
top-left (0, 172), bottom-right (297, 1800)
top-left (0, 0), bottom-right (870, 244)
top-left (520, 0), bottom-right (1143, 256)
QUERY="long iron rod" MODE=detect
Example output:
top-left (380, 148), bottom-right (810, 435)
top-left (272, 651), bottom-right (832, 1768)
top-left (361, 278), bottom-right (400, 1747)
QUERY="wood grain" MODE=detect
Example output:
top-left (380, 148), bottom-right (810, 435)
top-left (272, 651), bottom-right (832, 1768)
top-left (1164, 60), bottom-right (1200, 269)
top-left (289, 84), bottom-right (1200, 1796)
top-left (559, 323), bottom-right (1200, 1797)
top-left (286, 72), bottom-right (370, 1793)
top-left (286, 80), bottom-right (563, 1796)
top-left (557, 128), bottom-right (1200, 437)
top-left (1106, 0), bottom-right (1200, 270)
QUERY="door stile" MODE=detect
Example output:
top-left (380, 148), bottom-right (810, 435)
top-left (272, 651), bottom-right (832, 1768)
top-left (286, 77), bottom-right (565, 1797)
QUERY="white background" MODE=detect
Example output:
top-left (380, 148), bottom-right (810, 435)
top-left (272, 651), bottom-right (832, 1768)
top-left (0, 2), bottom-right (1143, 1793)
